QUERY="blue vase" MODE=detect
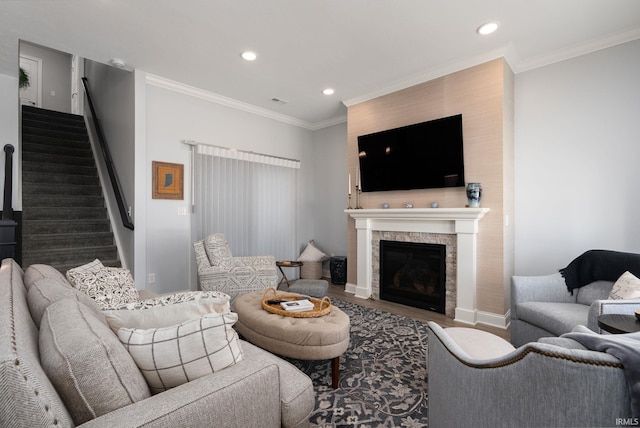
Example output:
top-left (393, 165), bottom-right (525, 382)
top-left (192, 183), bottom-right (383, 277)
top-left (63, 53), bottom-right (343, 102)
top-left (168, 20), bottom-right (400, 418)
top-left (466, 183), bottom-right (482, 207)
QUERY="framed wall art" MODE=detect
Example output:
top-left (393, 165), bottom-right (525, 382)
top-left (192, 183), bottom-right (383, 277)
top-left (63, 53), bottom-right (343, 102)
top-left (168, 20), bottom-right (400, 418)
top-left (152, 161), bottom-right (184, 200)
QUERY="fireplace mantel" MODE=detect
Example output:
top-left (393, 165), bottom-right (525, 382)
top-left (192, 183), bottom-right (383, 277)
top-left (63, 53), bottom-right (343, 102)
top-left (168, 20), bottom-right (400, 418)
top-left (346, 208), bottom-right (489, 325)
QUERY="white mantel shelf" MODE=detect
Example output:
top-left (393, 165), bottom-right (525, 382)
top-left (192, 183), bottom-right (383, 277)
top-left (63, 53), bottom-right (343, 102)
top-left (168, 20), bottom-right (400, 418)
top-left (346, 208), bottom-right (489, 221)
top-left (346, 207), bottom-right (490, 325)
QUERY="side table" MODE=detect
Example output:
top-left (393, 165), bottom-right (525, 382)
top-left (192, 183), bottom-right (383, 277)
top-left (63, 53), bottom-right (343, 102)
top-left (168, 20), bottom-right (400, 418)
top-left (597, 314), bottom-right (640, 334)
top-left (276, 260), bottom-right (303, 289)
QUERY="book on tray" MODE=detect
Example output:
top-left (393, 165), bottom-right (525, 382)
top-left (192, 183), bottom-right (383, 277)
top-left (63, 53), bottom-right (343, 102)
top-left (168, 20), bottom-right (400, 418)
top-left (280, 299), bottom-right (314, 312)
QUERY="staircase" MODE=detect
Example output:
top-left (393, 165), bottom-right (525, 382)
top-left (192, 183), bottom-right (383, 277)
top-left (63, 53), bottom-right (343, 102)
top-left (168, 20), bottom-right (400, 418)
top-left (21, 105), bottom-right (120, 273)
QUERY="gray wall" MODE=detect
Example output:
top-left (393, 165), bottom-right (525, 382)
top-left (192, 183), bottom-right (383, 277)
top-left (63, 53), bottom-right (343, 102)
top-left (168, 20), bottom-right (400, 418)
top-left (514, 38), bottom-right (640, 275)
top-left (20, 42), bottom-right (72, 113)
top-left (310, 122), bottom-right (348, 274)
top-left (138, 77), bottom-right (316, 293)
top-left (83, 60), bottom-right (136, 271)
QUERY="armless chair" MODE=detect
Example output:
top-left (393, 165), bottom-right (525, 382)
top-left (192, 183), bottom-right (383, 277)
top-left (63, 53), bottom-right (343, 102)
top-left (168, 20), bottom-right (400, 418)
top-left (193, 234), bottom-right (277, 303)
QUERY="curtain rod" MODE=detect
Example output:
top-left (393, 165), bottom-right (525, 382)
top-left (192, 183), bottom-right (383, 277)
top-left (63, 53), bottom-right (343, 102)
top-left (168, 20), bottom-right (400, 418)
top-left (181, 139), bottom-right (300, 164)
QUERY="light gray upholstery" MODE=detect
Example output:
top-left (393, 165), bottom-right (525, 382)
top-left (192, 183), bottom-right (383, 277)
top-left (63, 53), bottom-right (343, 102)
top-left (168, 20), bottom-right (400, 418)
top-left (194, 234), bottom-right (277, 303)
top-left (428, 322), bottom-right (632, 427)
top-left (0, 258), bottom-right (314, 428)
top-left (511, 272), bottom-right (640, 346)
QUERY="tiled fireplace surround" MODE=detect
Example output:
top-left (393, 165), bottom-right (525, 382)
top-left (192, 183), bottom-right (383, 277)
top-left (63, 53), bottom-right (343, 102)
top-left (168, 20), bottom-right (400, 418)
top-left (346, 208), bottom-right (489, 325)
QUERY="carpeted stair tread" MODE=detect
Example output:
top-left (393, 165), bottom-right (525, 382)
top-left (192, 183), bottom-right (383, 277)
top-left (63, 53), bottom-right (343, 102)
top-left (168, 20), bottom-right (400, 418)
top-left (22, 117), bottom-right (87, 134)
top-left (22, 126), bottom-right (89, 142)
top-left (23, 232), bottom-right (114, 250)
top-left (22, 142), bottom-right (92, 159)
top-left (23, 206), bottom-right (107, 221)
top-left (23, 183), bottom-right (102, 197)
top-left (22, 105), bottom-right (85, 121)
top-left (22, 134), bottom-right (90, 150)
top-left (23, 245), bottom-right (118, 266)
top-left (21, 105), bottom-right (121, 270)
top-left (23, 160), bottom-right (97, 176)
top-left (23, 171), bottom-right (100, 186)
top-left (23, 151), bottom-right (95, 167)
top-left (22, 219), bottom-right (112, 234)
top-left (23, 194), bottom-right (105, 208)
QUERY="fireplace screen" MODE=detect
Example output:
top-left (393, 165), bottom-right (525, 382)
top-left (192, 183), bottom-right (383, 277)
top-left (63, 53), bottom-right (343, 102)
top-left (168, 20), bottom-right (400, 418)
top-left (379, 240), bottom-right (446, 313)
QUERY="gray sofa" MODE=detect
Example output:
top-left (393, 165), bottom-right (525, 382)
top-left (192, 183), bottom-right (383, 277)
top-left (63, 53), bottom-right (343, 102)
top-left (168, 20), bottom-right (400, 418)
top-left (0, 258), bottom-right (314, 427)
top-left (428, 322), bottom-right (632, 427)
top-left (510, 272), bottom-right (640, 347)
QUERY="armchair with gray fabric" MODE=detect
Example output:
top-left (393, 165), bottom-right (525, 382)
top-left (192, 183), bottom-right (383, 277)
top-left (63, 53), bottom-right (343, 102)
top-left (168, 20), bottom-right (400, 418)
top-left (427, 322), bottom-right (633, 428)
top-left (194, 233), bottom-right (278, 302)
top-left (511, 249), bottom-right (640, 347)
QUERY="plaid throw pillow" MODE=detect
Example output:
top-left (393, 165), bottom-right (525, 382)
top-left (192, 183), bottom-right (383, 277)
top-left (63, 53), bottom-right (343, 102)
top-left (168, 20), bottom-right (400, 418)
top-left (118, 312), bottom-right (244, 394)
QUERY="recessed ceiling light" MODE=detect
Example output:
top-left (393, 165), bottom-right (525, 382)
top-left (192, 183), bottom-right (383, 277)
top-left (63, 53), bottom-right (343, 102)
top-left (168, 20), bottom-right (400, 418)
top-left (241, 51), bottom-right (257, 61)
top-left (322, 88), bottom-right (335, 95)
top-left (477, 22), bottom-right (499, 35)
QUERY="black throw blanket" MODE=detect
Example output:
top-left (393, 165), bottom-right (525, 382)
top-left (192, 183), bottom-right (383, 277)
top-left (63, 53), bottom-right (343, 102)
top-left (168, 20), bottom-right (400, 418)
top-left (559, 249), bottom-right (640, 294)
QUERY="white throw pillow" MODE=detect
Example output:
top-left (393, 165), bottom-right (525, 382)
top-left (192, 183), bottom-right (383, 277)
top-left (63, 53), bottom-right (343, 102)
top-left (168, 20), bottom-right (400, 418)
top-left (70, 267), bottom-right (139, 309)
top-left (118, 312), bottom-right (244, 394)
top-left (609, 271), bottom-right (640, 300)
top-left (103, 296), bottom-right (231, 334)
top-left (66, 259), bottom-right (104, 283)
top-left (297, 240), bottom-right (329, 262)
top-left (104, 290), bottom-right (230, 311)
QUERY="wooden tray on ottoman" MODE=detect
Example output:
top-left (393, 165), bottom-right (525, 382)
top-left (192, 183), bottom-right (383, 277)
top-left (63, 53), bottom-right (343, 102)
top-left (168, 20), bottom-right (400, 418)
top-left (261, 288), bottom-right (331, 318)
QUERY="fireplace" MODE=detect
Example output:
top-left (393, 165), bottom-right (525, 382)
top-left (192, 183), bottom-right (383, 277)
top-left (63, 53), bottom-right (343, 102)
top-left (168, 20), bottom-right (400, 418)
top-left (380, 240), bottom-right (446, 313)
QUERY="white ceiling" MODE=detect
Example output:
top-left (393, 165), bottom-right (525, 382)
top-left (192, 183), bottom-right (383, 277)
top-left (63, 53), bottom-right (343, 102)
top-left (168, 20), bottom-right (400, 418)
top-left (2, 0), bottom-right (640, 129)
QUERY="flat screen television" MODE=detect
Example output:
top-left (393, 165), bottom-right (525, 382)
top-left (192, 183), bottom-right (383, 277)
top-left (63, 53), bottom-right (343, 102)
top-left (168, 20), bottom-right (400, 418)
top-left (357, 114), bottom-right (465, 192)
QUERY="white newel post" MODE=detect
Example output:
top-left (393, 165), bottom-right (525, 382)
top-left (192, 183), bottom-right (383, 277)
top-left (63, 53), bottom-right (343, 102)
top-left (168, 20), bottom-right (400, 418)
top-left (347, 208), bottom-right (489, 324)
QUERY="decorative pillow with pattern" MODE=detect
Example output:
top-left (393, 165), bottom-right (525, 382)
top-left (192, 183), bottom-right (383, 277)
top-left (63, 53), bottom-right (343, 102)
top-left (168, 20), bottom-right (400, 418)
top-left (103, 292), bottom-right (231, 334)
top-left (609, 271), bottom-right (640, 300)
top-left (118, 312), bottom-right (244, 394)
top-left (203, 234), bottom-right (234, 269)
top-left (70, 267), bottom-right (139, 309)
top-left (66, 259), bottom-right (104, 284)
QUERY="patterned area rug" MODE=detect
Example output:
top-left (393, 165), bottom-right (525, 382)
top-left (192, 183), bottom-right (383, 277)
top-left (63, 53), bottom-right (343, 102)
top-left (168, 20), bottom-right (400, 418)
top-left (285, 299), bottom-right (430, 428)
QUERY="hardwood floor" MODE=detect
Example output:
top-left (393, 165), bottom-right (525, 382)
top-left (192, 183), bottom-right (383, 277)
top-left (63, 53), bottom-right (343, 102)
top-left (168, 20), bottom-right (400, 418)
top-left (326, 282), bottom-right (511, 341)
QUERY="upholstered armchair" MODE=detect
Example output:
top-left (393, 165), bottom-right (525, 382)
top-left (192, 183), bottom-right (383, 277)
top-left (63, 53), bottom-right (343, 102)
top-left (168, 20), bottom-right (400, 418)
top-left (193, 234), bottom-right (277, 302)
top-left (427, 322), bottom-right (632, 427)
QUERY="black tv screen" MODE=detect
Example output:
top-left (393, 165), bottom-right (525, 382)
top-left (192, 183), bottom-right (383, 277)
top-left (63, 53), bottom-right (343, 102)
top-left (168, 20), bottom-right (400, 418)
top-left (357, 114), bottom-right (465, 192)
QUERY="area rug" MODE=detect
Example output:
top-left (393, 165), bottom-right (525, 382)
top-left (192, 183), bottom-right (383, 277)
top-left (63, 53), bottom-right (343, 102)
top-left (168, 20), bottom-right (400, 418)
top-left (285, 299), bottom-right (430, 428)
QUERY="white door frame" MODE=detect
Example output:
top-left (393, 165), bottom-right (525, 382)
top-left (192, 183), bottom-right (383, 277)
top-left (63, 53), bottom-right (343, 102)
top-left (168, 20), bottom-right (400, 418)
top-left (71, 55), bottom-right (84, 114)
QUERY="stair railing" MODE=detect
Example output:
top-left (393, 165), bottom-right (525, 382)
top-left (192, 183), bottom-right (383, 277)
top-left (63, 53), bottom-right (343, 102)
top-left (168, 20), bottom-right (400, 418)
top-left (2, 144), bottom-right (14, 220)
top-left (81, 77), bottom-right (134, 230)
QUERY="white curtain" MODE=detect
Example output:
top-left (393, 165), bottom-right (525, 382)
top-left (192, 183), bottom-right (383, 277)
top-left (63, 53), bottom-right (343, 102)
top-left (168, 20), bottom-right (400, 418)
top-left (192, 144), bottom-right (299, 260)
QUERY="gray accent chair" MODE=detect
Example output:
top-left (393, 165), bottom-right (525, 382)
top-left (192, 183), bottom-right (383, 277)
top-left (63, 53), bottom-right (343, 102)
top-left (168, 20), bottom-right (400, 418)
top-left (510, 272), bottom-right (640, 347)
top-left (427, 322), bottom-right (632, 427)
top-left (194, 233), bottom-right (278, 303)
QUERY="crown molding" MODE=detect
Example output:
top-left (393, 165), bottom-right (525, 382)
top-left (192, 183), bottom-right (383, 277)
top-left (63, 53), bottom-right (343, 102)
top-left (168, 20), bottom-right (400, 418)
top-left (145, 74), bottom-right (324, 130)
top-left (512, 26), bottom-right (640, 73)
top-left (307, 114), bottom-right (347, 131)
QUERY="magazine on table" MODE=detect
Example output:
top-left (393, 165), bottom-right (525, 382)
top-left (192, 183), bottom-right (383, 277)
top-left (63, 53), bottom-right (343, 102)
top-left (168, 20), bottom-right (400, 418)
top-left (280, 299), bottom-right (314, 312)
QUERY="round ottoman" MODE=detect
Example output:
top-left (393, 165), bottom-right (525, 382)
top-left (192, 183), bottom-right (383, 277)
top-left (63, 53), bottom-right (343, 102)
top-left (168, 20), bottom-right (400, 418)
top-left (234, 290), bottom-right (350, 388)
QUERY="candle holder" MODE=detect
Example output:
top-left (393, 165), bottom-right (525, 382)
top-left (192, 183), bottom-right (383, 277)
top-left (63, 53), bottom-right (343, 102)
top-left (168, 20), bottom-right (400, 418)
top-left (347, 193), bottom-right (353, 209)
top-left (355, 185), bottom-right (363, 209)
